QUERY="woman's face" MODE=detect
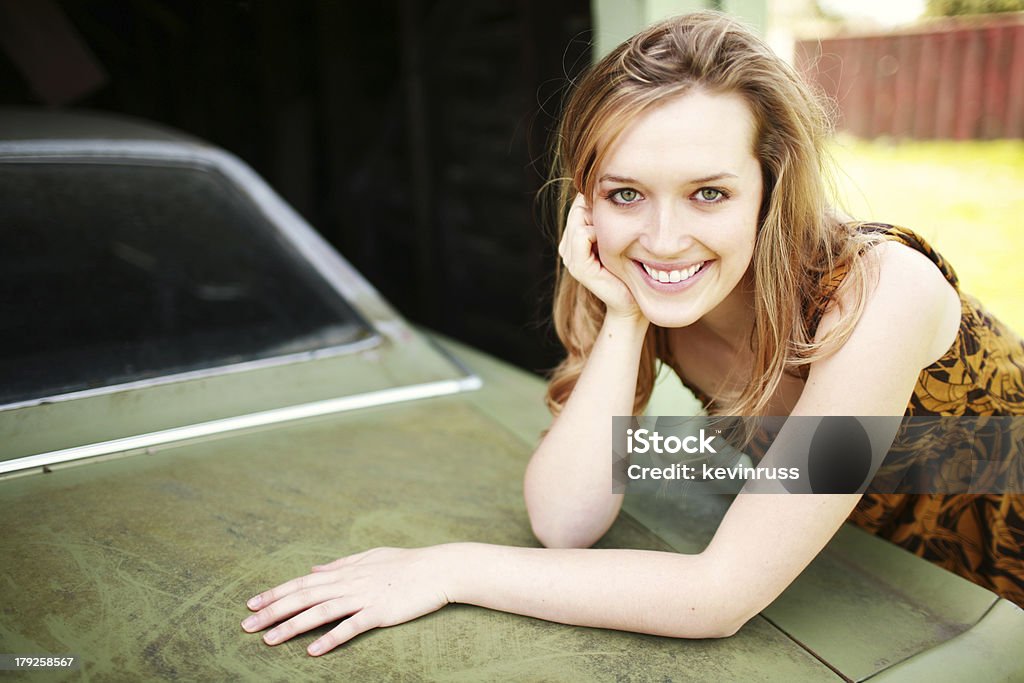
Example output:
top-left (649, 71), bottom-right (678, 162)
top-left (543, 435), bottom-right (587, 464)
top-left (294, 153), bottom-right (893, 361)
top-left (591, 89), bottom-right (764, 329)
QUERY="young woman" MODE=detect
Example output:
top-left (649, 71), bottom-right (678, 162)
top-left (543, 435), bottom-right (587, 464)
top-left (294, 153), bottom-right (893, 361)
top-left (241, 11), bottom-right (1024, 655)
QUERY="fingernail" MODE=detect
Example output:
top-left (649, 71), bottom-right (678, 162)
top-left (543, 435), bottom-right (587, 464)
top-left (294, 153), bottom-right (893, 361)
top-left (308, 641), bottom-right (323, 656)
top-left (247, 596), bottom-right (261, 609)
top-left (264, 629), bottom-right (280, 644)
top-left (242, 616), bottom-right (257, 630)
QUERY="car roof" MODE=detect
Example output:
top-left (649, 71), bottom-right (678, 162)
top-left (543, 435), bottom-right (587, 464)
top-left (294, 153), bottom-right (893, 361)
top-left (0, 112), bottom-right (478, 467)
top-left (0, 106), bottom-right (202, 144)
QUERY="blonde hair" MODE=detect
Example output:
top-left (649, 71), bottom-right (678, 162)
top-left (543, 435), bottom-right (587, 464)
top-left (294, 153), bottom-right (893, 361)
top-left (545, 11), bottom-right (880, 417)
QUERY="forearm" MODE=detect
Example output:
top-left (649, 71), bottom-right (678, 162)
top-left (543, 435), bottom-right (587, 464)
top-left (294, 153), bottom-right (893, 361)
top-left (524, 315), bottom-right (649, 547)
top-left (438, 542), bottom-right (742, 639)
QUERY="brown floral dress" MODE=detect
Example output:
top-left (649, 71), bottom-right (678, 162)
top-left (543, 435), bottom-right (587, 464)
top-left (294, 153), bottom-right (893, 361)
top-left (681, 224), bottom-right (1024, 606)
top-left (812, 224), bottom-right (1023, 606)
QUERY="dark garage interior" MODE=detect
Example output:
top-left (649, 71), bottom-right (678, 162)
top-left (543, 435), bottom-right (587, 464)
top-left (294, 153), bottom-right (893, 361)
top-left (0, 0), bottom-right (594, 376)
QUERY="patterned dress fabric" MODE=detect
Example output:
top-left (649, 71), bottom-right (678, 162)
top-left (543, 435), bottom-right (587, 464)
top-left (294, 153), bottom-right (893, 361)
top-left (681, 224), bottom-right (1024, 606)
top-left (835, 225), bottom-right (1024, 607)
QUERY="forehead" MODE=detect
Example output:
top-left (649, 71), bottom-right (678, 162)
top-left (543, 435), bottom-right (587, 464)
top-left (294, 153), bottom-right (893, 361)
top-left (598, 90), bottom-right (758, 179)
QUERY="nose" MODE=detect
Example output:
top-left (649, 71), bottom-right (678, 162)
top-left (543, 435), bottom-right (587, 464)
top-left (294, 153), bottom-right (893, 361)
top-left (639, 200), bottom-right (693, 256)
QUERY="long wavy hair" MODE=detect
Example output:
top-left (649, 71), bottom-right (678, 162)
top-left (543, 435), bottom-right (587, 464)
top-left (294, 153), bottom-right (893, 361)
top-left (545, 11), bottom-right (881, 417)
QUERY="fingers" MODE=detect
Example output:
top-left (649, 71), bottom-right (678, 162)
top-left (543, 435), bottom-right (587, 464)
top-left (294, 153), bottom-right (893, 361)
top-left (570, 191), bottom-right (592, 226)
top-left (308, 611), bottom-right (380, 656)
top-left (242, 583), bottom-right (343, 634)
top-left (261, 597), bottom-right (362, 647)
top-left (243, 547), bottom-right (432, 656)
top-left (245, 569), bottom-right (338, 611)
top-left (245, 587), bottom-right (376, 655)
top-left (559, 194), bottom-right (590, 253)
top-left (560, 193), bottom-right (597, 276)
top-left (554, 194), bottom-right (639, 317)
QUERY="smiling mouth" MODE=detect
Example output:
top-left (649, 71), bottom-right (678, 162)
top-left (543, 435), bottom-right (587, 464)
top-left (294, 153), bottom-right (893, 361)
top-left (638, 260), bottom-right (708, 284)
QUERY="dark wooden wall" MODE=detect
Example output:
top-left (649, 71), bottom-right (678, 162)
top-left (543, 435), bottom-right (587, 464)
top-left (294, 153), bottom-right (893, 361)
top-left (0, 0), bottom-right (592, 375)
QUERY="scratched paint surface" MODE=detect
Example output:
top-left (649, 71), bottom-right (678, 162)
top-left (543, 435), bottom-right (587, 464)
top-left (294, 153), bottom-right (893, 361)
top-left (625, 492), bottom-right (1003, 680)
top-left (0, 397), bottom-right (840, 681)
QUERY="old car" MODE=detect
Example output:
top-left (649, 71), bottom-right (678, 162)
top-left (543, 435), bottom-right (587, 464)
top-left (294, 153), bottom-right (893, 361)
top-left (1, 109), bottom-right (1022, 681)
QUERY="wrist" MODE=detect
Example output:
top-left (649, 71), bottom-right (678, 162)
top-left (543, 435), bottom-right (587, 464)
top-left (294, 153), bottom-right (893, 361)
top-left (431, 542), bottom-right (479, 604)
top-left (601, 311), bottom-right (650, 339)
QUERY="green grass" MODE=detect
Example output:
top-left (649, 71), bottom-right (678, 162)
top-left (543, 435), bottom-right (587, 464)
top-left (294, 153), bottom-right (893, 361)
top-left (828, 137), bottom-right (1024, 334)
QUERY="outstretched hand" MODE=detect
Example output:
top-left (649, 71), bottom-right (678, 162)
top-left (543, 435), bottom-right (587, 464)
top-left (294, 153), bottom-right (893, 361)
top-left (241, 547), bottom-right (451, 656)
top-left (558, 193), bottom-right (643, 322)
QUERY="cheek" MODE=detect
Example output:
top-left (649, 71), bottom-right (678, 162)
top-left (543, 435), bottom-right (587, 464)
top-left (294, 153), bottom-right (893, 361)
top-left (726, 232), bottom-right (757, 276)
top-left (713, 207), bottom-right (759, 258)
top-left (592, 201), bottom-right (648, 243)
top-left (591, 207), bottom-right (630, 255)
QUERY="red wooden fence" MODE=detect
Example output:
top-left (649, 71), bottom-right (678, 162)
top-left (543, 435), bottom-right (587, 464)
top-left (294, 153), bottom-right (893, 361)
top-left (795, 15), bottom-right (1024, 140)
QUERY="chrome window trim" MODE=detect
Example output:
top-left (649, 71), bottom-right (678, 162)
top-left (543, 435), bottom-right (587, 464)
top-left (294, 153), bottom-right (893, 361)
top-left (0, 140), bottom-right (421, 410)
top-left (0, 373), bottom-right (483, 476)
top-left (0, 335), bottom-right (382, 412)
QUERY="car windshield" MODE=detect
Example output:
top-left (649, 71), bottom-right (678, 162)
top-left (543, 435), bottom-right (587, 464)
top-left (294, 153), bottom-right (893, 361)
top-left (0, 159), bottom-right (374, 406)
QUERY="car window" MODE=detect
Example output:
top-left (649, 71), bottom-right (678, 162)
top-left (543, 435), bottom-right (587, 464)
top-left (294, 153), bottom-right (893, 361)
top-left (0, 160), bottom-right (374, 406)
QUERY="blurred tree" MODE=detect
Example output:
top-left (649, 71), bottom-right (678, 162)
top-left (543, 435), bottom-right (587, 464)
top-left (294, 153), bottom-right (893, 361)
top-left (927, 0), bottom-right (1024, 15)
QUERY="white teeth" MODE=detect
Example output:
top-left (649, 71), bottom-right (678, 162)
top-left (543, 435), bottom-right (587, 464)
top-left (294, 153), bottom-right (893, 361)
top-left (642, 261), bottom-right (705, 283)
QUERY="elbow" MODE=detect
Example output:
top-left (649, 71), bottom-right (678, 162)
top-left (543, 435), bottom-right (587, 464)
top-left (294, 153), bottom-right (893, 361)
top-left (660, 609), bottom-right (749, 640)
top-left (523, 476), bottom-right (600, 549)
top-left (699, 614), bottom-right (748, 639)
top-left (664, 554), bottom-right (758, 639)
top-left (645, 608), bottom-right (749, 640)
top-left (528, 515), bottom-right (594, 549)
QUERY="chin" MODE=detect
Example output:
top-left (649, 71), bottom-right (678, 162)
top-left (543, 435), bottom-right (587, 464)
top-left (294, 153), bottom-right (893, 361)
top-left (639, 306), bottom-right (703, 329)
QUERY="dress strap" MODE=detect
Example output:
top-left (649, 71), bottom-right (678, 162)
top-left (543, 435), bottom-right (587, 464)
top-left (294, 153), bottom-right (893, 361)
top-left (856, 223), bottom-right (960, 289)
top-left (805, 223), bottom-right (960, 341)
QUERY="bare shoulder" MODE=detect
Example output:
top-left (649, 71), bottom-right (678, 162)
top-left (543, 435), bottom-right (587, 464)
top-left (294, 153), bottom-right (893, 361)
top-left (867, 238), bottom-right (956, 297)
top-left (799, 238), bottom-right (961, 416)
top-left (820, 238), bottom-right (961, 369)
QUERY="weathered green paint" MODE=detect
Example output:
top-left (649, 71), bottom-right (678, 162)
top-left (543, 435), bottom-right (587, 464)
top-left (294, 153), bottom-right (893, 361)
top-left (568, 340), bottom-right (1024, 679)
top-left (429, 335), bottom-right (551, 446)
top-left (0, 329), bottom-right (462, 463)
top-left (761, 524), bottom-right (1001, 680)
top-left (623, 460), bottom-right (1024, 680)
top-left (0, 398), bottom-right (838, 681)
top-left (866, 600), bottom-right (1024, 682)
top-left (3, 331), bottom-right (1022, 679)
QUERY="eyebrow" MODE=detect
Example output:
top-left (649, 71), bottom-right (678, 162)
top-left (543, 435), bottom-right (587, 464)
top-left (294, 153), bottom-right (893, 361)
top-left (598, 172), bottom-right (739, 184)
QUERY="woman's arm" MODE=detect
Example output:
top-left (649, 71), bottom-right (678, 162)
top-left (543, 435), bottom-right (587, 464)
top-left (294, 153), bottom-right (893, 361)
top-left (699, 239), bottom-right (961, 618)
top-left (524, 193), bottom-right (649, 548)
top-left (242, 241), bottom-right (961, 655)
top-left (239, 487), bottom-right (863, 656)
top-left (242, 543), bottom-right (738, 657)
top-left (523, 314), bottom-right (646, 548)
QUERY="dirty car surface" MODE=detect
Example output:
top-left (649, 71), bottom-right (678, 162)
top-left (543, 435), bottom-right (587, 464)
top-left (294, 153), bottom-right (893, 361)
top-left (1, 110), bottom-right (1022, 682)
